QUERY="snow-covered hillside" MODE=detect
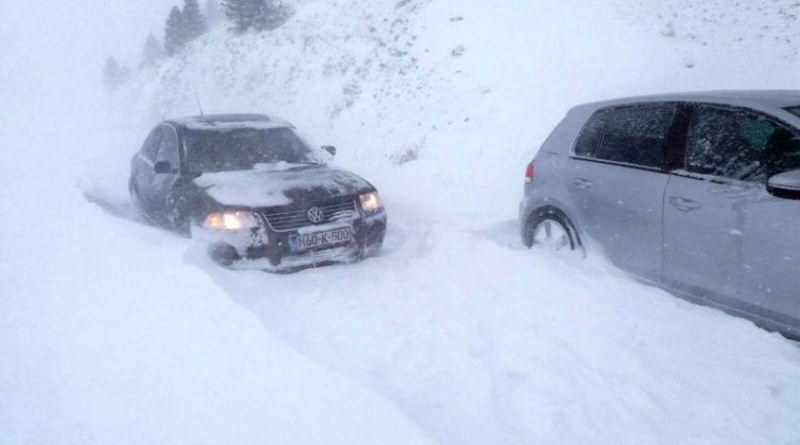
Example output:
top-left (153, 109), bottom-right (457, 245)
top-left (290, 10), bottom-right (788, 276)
top-left (97, 0), bottom-right (800, 221)
top-left (3, 0), bottom-right (800, 444)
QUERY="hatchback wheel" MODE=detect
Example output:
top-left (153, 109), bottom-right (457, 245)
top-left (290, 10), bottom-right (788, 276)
top-left (524, 208), bottom-right (580, 253)
top-left (534, 218), bottom-right (572, 250)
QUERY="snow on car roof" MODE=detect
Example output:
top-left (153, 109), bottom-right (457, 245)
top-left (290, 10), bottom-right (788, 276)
top-left (169, 114), bottom-right (293, 131)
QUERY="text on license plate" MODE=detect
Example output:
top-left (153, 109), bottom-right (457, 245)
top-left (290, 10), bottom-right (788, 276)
top-left (289, 227), bottom-right (352, 251)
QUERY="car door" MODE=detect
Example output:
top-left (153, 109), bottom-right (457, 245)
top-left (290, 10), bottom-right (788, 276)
top-left (568, 103), bottom-right (677, 282)
top-left (663, 104), bottom-right (767, 307)
top-left (739, 117), bottom-right (800, 328)
top-left (147, 125), bottom-right (182, 225)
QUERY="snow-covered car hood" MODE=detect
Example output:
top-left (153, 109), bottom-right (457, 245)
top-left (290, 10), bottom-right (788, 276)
top-left (193, 163), bottom-right (373, 208)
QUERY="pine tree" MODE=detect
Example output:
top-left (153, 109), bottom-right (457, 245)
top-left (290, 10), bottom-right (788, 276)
top-left (205, 0), bottom-right (224, 26)
top-left (164, 6), bottom-right (186, 56)
top-left (182, 0), bottom-right (208, 41)
top-left (222, 0), bottom-right (252, 32)
top-left (103, 57), bottom-right (130, 90)
top-left (139, 33), bottom-right (164, 69)
top-left (253, 0), bottom-right (287, 30)
top-left (223, 0), bottom-right (287, 32)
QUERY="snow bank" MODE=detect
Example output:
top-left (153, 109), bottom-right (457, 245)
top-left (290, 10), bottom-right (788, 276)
top-left (204, 222), bottom-right (800, 444)
top-left (0, 205), bottom-right (434, 444)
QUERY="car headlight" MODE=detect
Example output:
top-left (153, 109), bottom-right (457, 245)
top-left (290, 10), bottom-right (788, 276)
top-left (204, 211), bottom-right (259, 230)
top-left (360, 191), bottom-right (383, 212)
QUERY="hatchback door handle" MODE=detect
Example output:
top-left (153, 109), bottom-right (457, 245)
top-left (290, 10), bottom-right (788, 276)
top-left (668, 196), bottom-right (701, 212)
top-left (572, 178), bottom-right (594, 190)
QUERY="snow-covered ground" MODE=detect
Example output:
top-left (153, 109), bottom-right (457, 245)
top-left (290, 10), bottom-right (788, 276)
top-left (2, 0), bottom-right (800, 444)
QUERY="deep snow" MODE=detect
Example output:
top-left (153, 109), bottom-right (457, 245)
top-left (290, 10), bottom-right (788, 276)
top-left (3, 0), bottom-right (800, 444)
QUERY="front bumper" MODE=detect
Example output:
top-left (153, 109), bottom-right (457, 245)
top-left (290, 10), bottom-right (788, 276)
top-left (195, 207), bottom-right (387, 271)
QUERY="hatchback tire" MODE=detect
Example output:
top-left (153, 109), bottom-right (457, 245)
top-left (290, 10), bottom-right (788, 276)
top-left (524, 208), bottom-right (580, 252)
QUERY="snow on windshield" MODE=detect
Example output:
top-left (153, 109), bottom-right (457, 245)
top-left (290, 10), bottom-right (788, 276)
top-left (185, 127), bottom-right (316, 173)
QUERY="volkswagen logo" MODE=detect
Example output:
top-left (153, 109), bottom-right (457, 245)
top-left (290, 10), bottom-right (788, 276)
top-left (307, 206), bottom-right (324, 224)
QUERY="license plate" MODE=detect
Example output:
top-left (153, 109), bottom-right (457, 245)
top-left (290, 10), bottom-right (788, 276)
top-left (289, 227), bottom-right (352, 252)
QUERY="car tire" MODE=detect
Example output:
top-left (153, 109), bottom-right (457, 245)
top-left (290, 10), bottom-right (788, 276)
top-left (208, 243), bottom-right (240, 267)
top-left (523, 208), bottom-right (580, 252)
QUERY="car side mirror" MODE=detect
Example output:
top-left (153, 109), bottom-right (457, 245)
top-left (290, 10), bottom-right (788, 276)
top-left (322, 145), bottom-right (337, 156)
top-left (767, 169), bottom-right (800, 200)
top-left (154, 160), bottom-right (176, 174)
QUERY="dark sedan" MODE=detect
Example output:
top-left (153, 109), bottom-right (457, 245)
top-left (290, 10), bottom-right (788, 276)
top-left (129, 114), bottom-right (387, 271)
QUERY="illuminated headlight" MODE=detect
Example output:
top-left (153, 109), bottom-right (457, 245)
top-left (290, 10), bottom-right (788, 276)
top-left (360, 191), bottom-right (383, 212)
top-left (204, 211), bottom-right (259, 230)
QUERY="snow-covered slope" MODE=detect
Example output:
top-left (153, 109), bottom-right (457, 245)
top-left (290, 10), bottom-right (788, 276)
top-left (99, 0), bottom-right (800, 221)
top-left (3, 0), bottom-right (800, 444)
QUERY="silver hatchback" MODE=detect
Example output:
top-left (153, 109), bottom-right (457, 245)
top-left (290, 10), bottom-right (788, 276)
top-left (520, 91), bottom-right (800, 338)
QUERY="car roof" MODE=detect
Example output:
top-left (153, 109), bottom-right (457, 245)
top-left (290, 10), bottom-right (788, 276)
top-left (165, 114), bottom-right (294, 131)
top-left (575, 90), bottom-right (800, 113)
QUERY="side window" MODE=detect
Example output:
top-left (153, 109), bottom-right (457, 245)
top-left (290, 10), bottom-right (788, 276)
top-left (685, 106), bottom-right (800, 181)
top-left (574, 104), bottom-right (674, 169)
top-left (598, 105), bottom-right (675, 168)
top-left (574, 109), bottom-right (611, 159)
top-left (763, 127), bottom-right (800, 178)
top-left (141, 128), bottom-right (162, 161)
top-left (155, 126), bottom-right (180, 169)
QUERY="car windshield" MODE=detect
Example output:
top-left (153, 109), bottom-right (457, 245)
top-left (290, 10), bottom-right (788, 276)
top-left (185, 127), bottom-right (316, 173)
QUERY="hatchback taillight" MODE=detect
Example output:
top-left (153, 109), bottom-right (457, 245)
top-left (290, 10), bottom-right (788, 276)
top-left (524, 160), bottom-right (535, 183)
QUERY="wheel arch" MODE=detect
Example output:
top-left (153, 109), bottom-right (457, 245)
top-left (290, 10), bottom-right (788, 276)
top-left (523, 204), bottom-right (584, 250)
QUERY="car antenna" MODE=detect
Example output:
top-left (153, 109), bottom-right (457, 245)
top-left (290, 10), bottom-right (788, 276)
top-left (195, 92), bottom-right (205, 118)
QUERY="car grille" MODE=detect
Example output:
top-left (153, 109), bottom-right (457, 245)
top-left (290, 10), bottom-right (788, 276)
top-left (261, 199), bottom-right (358, 232)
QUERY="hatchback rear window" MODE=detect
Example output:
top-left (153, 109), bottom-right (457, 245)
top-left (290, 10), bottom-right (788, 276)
top-left (574, 104), bottom-right (675, 169)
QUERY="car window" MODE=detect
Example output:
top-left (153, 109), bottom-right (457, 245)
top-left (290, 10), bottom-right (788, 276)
top-left (599, 105), bottom-right (674, 168)
top-left (155, 125), bottom-right (180, 168)
top-left (685, 106), bottom-right (800, 181)
top-left (574, 109), bottom-right (611, 159)
top-left (141, 128), bottom-right (162, 161)
top-left (184, 127), bottom-right (316, 173)
top-left (574, 104), bottom-right (674, 169)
